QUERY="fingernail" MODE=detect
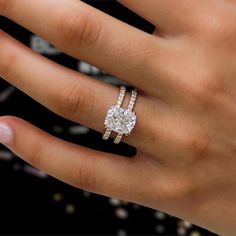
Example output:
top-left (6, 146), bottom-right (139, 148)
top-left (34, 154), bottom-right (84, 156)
top-left (0, 122), bottom-right (13, 145)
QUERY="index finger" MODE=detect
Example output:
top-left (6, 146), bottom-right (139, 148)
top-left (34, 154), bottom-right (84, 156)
top-left (0, 0), bottom-right (169, 96)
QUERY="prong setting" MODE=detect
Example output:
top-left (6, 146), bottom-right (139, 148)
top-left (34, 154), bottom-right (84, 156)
top-left (103, 86), bottom-right (137, 144)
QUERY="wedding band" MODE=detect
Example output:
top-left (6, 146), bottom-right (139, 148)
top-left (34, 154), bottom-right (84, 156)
top-left (103, 86), bottom-right (126, 141)
top-left (103, 86), bottom-right (137, 144)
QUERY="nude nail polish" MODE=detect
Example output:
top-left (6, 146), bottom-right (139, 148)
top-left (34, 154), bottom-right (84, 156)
top-left (0, 122), bottom-right (13, 145)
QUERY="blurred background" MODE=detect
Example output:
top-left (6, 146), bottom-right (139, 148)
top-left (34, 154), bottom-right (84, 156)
top-left (0, 0), bottom-right (216, 235)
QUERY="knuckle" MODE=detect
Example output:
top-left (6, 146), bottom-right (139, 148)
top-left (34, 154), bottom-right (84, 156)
top-left (57, 83), bottom-right (94, 121)
top-left (28, 137), bottom-right (43, 169)
top-left (0, 35), bottom-right (20, 78)
top-left (185, 132), bottom-right (211, 160)
top-left (188, 73), bottom-right (224, 111)
top-left (73, 157), bottom-right (96, 190)
top-left (174, 180), bottom-right (199, 207)
top-left (159, 173), bottom-right (196, 203)
top-left (197, 77), bottom-right (224, 99)
top-left (0, 52), bottom-right (18, 78)
top-left (200, 76), bottom-right (224, 96)
top-left (0, 0), bottom-right (10, 14)
top-left (198, 11), bottom-right (235, 40)
top-left (61, 10), bottom-right (103, 50)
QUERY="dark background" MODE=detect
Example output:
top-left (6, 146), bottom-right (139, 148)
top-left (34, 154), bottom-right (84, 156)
top-left (0, 0), bottom-right (216, 235)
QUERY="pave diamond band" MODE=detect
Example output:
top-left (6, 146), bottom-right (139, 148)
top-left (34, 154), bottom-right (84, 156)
top-left (116, 86), bottom-right (126, 108)
top-left (103, 86), bottom-right (137, 144)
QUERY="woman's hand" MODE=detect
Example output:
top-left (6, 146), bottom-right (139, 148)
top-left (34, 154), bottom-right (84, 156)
top-left (1, 0), bottom-right (236, 234)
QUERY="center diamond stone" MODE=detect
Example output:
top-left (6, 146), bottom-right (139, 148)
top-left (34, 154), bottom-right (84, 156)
top-left (104, 105), bottom-right (136, 135)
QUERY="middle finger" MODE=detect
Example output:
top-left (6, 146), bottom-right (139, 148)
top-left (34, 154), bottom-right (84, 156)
top-left (118, 0), bottom-right (199, 35)
top-left (1, 0), bottom-right (169, 96)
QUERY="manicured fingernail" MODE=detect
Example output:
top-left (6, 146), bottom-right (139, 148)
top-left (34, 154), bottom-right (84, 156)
top-left (0, 122), bottom-right (13, 145)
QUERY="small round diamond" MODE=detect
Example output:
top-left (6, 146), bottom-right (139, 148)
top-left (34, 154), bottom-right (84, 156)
top-left (104, 105), bottom-right (136, 135)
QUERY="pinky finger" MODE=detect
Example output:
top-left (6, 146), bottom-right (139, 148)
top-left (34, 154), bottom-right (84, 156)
top-left (0, 116), bottom-right (139, 200)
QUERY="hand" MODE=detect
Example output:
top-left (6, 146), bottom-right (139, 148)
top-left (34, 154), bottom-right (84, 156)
top-left (1, 0), bottom-right (236, 234)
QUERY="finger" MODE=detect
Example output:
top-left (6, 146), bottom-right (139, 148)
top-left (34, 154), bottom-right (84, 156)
top-left (0, 115), bottom-right (144, 201)
top-left (0, 30), bottom-right (162, 155)
top-left (118, 0), bottom-right (204, 35)
top-left (0, 0), bottom-right (168, 94)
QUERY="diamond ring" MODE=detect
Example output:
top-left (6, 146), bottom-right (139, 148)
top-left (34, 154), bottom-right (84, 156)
top-left (103, 86), bottom-right (137, 144)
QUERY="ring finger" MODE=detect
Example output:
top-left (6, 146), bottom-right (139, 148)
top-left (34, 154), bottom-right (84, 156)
top-left (0, 30), bottom-right (169, 155)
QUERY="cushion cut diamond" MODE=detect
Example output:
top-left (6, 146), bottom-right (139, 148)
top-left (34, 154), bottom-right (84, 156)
top-left (104, 105), bottom-right (136, 135)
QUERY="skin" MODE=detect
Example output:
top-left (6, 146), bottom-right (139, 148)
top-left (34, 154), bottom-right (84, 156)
top-left (0, 0), bottom-right (236, 234)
